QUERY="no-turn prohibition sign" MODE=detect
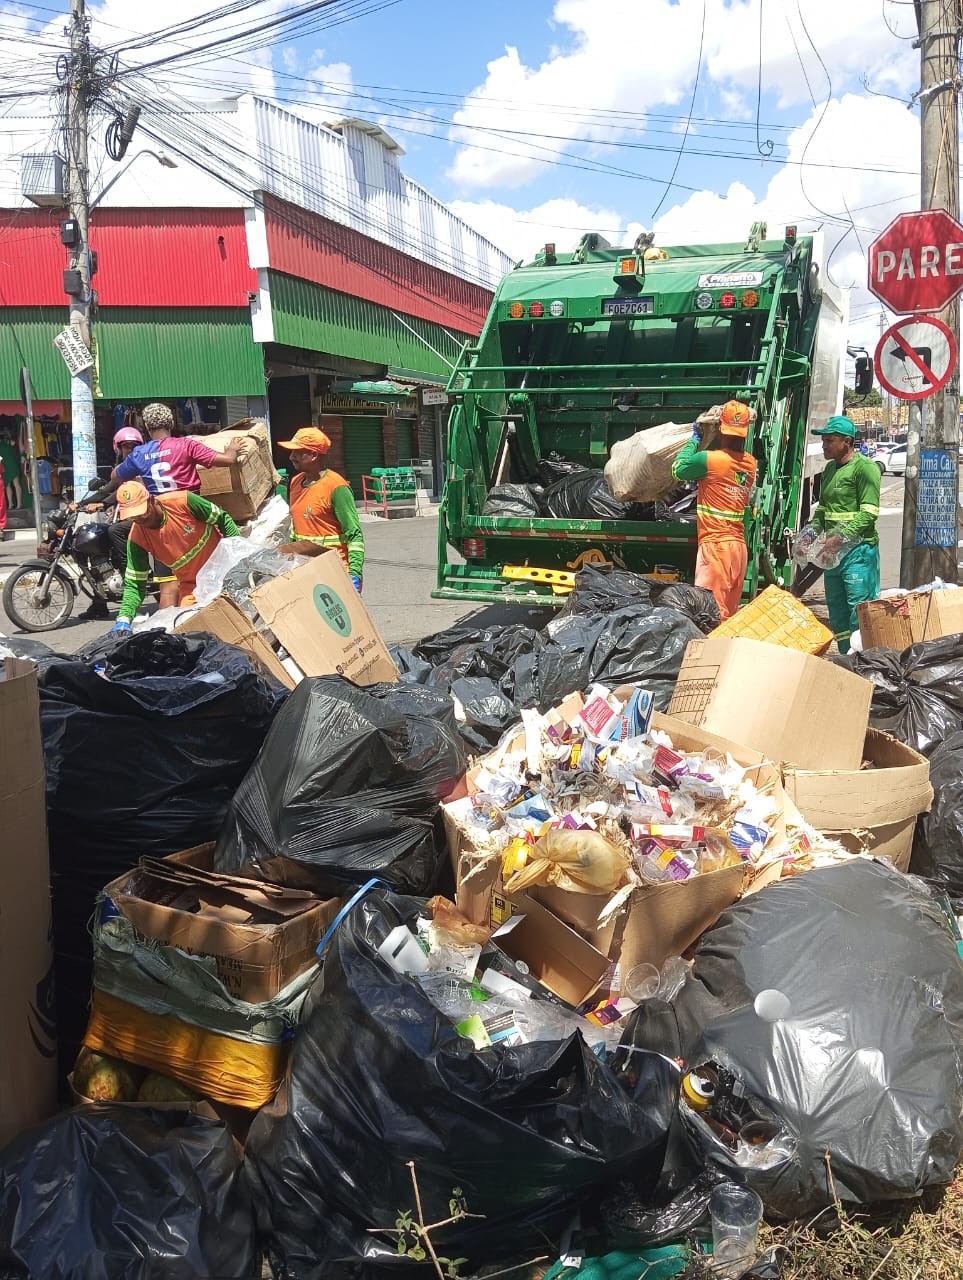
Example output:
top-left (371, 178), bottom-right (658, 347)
top-left (873, 314), bottom-right (957, 401)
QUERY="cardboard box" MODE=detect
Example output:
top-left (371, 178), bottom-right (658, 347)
top-left (0, 658), bottom-right (56, 1147)
top-left (193, 422), bottom-right (275, 521)
top-left (252, 550), bottom-right (398, 686)
top-left (102, 844), bottom-right (340, 1003)
top-left (176, 595), bottom-right (295, 690)
top-left (491, 894), bottom-right (609, 1007)
top-left (668, 636), bottom-right (873, 771)
top-left (445, 710), bottom-right (788, 972)
top-left (857, 588), bottom-right (963, 650)
top-left (782, 728), bottom-right (932, 873)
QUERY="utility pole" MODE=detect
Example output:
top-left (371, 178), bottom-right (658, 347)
top-left (65, 0), bottom-right (97, 500)
top-left (902, 0), bottom-right (962, 586)
top-left (879, 312), bottom-right (892, 435)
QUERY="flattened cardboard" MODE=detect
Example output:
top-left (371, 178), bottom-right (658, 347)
top-left (103, 843), bottom-right (340, 1003)
top-left (782, 728), bottom-right (931, 873)
top-left (176, 595), bottom-right (295, 689)
top-left (0, 658), bottom-right (56, 1147)
top-left (857, 587), bottom-right (963, 650)
top-left (252, 551), bottom-right (398, 686)
top-left (668, 637), bottom-right (872, 771)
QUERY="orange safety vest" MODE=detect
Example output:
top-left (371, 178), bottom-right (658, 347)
top-left (129, 492), bottom-right (222, 588)
top-left (289, 469), bottom-right (352, 570)
top-left (696, 450), bottom-right (756, 542)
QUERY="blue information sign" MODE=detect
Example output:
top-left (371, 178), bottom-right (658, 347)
top-left (915, 449), bottom-right (958, 549)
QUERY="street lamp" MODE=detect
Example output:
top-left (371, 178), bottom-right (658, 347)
top-left (91, 149), bottom-right (177, 210)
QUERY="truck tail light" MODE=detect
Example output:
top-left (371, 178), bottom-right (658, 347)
top-left (528, 301), bottom-right (545, 318)
top-left (508, 302), bottom-right (525, 319)
top-left (741, 289), bottom-right (759, 307)
top-left (462, 538), bottom-right (486, 558)
top-left (719, 291), bottom-right (736, 309)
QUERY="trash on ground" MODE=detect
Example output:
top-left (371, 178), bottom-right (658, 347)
top-left (706, 584), bottom-right (833, 656)
top-left (214, 677), bottom-right (466, 895)
top-left (242, 885), bottom-right (678, 1279)
top-left (626, 860), bottom-right (963, 1218)
top-left (857, 580), bottom-right (963, 649)
top-left (0, 1107), bottom-right (257, 1280)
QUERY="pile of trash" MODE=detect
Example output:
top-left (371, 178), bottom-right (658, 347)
top-left (4, 559), bottom-right (963, 1280)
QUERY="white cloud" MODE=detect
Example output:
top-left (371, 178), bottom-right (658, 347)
top-left (447, 0), bottom-right (918, 191)
top-left (447, 196), bottom-right (644, 263)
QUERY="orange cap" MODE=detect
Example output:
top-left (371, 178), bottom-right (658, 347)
top-left (116, 480), bottom-right (151, 518)
top-left (720, 400), bottom-right (751, 438)
top-left (277, 427), bottom-right (332, 454)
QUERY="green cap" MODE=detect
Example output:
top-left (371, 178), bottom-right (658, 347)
top-left (813, 415), bottom-right (856, 438)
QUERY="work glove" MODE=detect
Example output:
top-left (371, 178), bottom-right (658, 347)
top-left (111, 619), bottom-right (132, 633)
top-left (350, 575), bottom-right (362, 593)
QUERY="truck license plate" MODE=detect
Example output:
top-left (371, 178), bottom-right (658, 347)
top-left (602, 297), bottom-right (654, 316)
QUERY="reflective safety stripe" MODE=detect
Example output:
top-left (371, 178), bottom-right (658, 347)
top-left (860, 504), bottom-right (880, 515)
top-left (834, 628), bottom-right (851, 640)
top-left (170, 524), bottom-right (213, 572)
top-left (823, 511), bottom-right (861, 521)
top-left (292, 532), bottom-right (346, 545)
top-left (696, 503), bottom-right (744, 522)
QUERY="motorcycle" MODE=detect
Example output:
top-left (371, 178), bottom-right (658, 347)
top-left (2, 498), bottom-right (155, 632)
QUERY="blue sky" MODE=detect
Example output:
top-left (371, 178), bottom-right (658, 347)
top-left (0, 0), bottom-right (929, 347)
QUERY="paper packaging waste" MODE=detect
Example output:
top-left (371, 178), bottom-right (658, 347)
top-left (192, 419), bottom-right (276, 521)
top-left (251, 550), bottom-right (399, 685)
top-left (783, 728), bottom-right (931, 872)
top-left (176, 596), bottom-right (296, 690)
top-left (669, 636), bottom-right (873, 771)
top-left (443, 684), bottom-right (822, 981)
top-left (0, 657), bottom-right (56, 1148)
top-left (101, 843), bottom-right (340, 1003)
top-left (857, 585), bottom-right (963, 649)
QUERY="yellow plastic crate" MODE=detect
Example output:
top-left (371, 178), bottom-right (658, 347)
top-left (708, 585), bottom-right (833, 655)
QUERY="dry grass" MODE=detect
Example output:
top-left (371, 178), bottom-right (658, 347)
top-left (759, 1171), bottom-right (963, 1280)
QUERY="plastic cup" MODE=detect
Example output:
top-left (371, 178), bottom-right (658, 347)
top-left (624, 962), bottom-right (661, 1002)
top-left (709, 1183), bottom-right (763, 1278)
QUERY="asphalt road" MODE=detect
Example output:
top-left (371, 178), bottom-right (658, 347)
top-left (0, 476), bottom-right (917, 656)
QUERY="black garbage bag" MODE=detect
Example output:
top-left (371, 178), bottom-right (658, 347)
top-left (599, 1167), bottom-right (728, 1250)
top-left (649, 583), bottom-right (721, 634)
top-left (536, 450), bottom-right (582, 485)
top-left (0, 1107), bottom-right (257, 1280)
top-left (541, 468), bottom-right (643, 521)
top-left (244, 888), bottom-right (677, 1279)
top-left (214, 678), bottom-right (466, 895)
top-left (558, 564), bottom-right (652, 615)
top-left (482, 483), bottom-right (542, 518)
top-left (625, 861), bottom-right (963, 1218)
top-left (912, 730), bottom-right (963, 902)
top-left (836, 634), bottom-right (963, 756)
top-left (41, 630), bottom-right (286, 1073)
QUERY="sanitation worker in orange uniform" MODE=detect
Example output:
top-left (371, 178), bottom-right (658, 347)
top-left (671, 400), bottom-right (757, 620)
top-left (277, 428), bottom-right (365, 590)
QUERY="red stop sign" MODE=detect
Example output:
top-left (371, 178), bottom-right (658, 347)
top-left (868, 209), bottom-right (963, 313)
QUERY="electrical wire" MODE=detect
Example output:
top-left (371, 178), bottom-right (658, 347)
top-left (756, 0), bottom-right (775, 157)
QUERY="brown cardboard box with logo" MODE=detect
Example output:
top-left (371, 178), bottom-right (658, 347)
top-left (0, 658), bottom-right (56, 1147)
top-left (444, 706), bottom-right (789, 975)
top-left (857, 588), bottom-right (963, 650)
top-left (251, 550), bottom-right (398, 685)
top-left (782, 728), bottom-right (932, 872)
top-left (176, 595), bottom-right (295, 689)
top-left (668, 636), bottom-right (873, 771)
top-left (193, 421), bottom-right (276, 521)
top-left (102, 843), bottom-right (340, 1003)
top-left (489, 894), bottom-right (609, 1007)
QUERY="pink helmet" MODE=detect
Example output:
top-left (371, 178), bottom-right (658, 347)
top-left (113, 426), bottom-right (143, 451)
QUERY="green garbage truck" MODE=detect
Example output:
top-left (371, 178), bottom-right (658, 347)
top-left (433, 224), bottom-right (848, 605)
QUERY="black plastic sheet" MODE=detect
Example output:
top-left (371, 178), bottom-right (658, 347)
top-left (0, 1107), bottom-right (257, 1280)
top-left (40, 631), bottom-right (286, 1073)
top-left (625, 861), bottom-right (963, 1218)
top-left (835, 634), bottom-right (963, 756)
top-left (481, 483), bottom-right (542, 518)
top-left (214, 678), bottom-right (466, 896)
top-left (396, 568), bottom-right (701, 750)
top-left (912, 730), bottom-right (963, 903)
top-left (244, 888), bottom-right (677, 1279)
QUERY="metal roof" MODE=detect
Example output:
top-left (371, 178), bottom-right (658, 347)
top-left (268, 272), bottom-right (463, 381)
